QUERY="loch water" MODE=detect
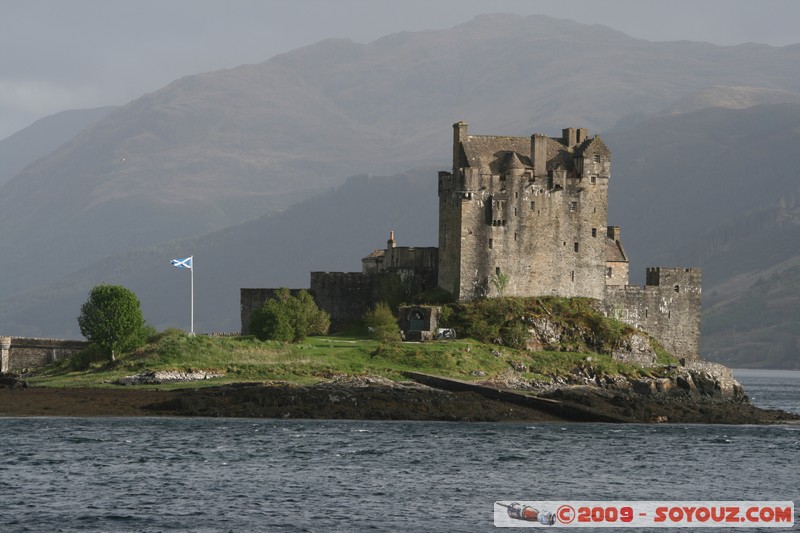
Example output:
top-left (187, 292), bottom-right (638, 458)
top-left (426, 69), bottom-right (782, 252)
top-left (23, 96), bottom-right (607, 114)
top-left (0, 369), bottom-right (797, 532)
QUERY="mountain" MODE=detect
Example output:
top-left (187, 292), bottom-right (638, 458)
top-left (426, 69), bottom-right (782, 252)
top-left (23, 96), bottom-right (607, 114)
top-left (663, 86), bottom-right (800, 115)
top-left (603, 103), bottom-right (800, 368)
top-left (2, 14), bottom-right (800, 301)
top-left (604, 103), bottom-right (800, 276)
top-left (0, 170), bottom-right (438, 337)
top-left (653, 200), bottom-right (800, 369)
top-left (0, 106), bottom-right (115, 187)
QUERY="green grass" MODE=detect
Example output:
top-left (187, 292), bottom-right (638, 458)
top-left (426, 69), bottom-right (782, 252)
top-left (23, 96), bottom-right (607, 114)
top-left (27, 328), bottom-right (662, 389)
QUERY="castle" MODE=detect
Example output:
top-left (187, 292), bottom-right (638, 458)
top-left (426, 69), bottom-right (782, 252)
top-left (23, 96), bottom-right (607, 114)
top-left (242, 122), bottom-right (701, 361)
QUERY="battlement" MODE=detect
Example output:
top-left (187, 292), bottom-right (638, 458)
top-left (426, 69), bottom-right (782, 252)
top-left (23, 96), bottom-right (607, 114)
top-left (645, 267), bottom-right (702, 292)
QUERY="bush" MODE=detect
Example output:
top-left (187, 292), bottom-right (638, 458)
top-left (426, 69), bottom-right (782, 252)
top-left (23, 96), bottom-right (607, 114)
top-left (77, 284), bottom-right (149, 361)
top-left (363, 302), bottom-right (402, 343)
top-left (250, 289), bottom-right (330, 343)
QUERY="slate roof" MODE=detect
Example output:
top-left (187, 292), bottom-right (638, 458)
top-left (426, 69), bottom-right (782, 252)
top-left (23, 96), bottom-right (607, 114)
top-left (606, 238), bottom-right (628, 263)
top-left (460, 134), bottom-right (577, 173)
top-left (362, 249), bottom-right (385, 261)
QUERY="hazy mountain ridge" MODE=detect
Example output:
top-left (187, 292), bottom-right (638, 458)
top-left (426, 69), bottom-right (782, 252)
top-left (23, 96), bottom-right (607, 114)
top-left (0, 106), bottom-right (116, 187)
top-left (664, 86), bottom-right (800, 115)
top-left (0, 170), bottom-right (439, 337)
top-left (604, 103), bottom-right (800, 276)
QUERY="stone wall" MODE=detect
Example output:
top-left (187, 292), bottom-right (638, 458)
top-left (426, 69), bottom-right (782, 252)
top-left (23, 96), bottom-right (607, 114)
top-left (1, 336), bottom-right (88, 373)
top-left (603, 268), bottom-right (702, 361)
top-left (309, 272), bottom-right (383, 328)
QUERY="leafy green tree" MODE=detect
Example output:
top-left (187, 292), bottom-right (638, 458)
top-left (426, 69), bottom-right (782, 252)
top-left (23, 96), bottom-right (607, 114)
top-left (363, 301), bottom-right (402, 343)
top-left (250, 289), bottom-right (330, 342)
top-left (77, 285), bottom-right (148, 361)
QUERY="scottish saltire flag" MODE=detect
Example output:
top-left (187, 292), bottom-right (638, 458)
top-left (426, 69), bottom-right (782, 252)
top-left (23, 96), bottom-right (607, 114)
top-left (170, 256), bottom-right (193, 269)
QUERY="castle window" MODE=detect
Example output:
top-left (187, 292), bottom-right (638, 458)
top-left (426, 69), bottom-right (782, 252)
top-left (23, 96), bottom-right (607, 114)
top-left (514, 232), bottom-right (518, 241)
top-left (574, 242), bottom-right (579, 252)
top-left (530, 201), bottom-right (535, 210)
top-left (571, 271), bottom-right (575, 282)
top-left (488, 239), bottom-right (493, 249)
top-left (593, 154), bottom-right (601, 163)
top-left (606, 267), bottom-right (613, 278)
top-left (569, 202), bottom-right (578, 212)
top-left (674, 284), bottom-right (680, 293)
top-left (591, 176), bottom-right (597, 184)
top-left (515, 192), bottom-right (519, 199)
top-left (592, 228), bottom-right (597, 238)
top-left (514, 207), bottom-right (518, 216)
top-left (645, 309), bottom-right (648, 318)
top-left (496, 267), bottom-right (501, 276)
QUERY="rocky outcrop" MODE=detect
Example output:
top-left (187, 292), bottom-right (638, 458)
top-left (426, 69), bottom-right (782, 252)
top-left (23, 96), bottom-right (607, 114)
top-left (115, 370), bottom-right (224, 385)
top-left (143, 380), bottom-right (563, 422)
top-left (611, 333), bottom-right (657, 366)
top-left (0, 373), bottom-right (27, 388)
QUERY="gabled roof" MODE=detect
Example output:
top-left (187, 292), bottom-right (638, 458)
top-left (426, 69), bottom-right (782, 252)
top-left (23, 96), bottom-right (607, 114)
top-left (460, 134), bottom-right (565, 173)
top-left (576, 135), bottom-right (611, 158)
top-left (606, 238), bottom-right (628, 263)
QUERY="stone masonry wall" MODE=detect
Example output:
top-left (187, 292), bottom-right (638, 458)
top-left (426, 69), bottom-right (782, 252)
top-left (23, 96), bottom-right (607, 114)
top-left (310, 272), bottom-right (384, 328)
top-left (603, 268), bottom-right (702, 361)
top-left (1, 336), bottom-right (88, 373)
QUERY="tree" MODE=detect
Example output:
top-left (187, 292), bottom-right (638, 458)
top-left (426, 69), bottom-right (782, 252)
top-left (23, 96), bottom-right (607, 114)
top-left (250, 289), bottom-right (330, 342)
top-left (363, 302), bottom-right (402, 343)
top-left (77, 285), bottom-right (148, 361)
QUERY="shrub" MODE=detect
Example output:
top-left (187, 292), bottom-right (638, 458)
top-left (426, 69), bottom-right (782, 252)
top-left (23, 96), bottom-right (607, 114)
top-left (363, 302), bottom-right (402, 343)
top-left (250, 289), bottom-right (330, 343)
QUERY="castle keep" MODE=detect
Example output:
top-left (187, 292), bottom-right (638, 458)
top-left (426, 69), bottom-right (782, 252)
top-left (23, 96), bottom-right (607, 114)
top-left (439, 122), bottom-right (618, 300)
top-left (242, 122), bottom-right (702, 361)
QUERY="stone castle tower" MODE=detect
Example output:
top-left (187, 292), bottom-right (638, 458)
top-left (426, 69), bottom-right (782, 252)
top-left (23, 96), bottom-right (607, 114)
top-left (438, 122), bottom-right (625, 300)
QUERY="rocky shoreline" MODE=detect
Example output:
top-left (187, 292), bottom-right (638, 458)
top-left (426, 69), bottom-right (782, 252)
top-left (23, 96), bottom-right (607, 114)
top-left (0, 369), bottom-right (796, 424)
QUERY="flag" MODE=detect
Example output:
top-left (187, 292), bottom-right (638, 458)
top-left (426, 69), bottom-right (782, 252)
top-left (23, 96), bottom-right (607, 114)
top-left (171, 256), bottom-right (193, 269)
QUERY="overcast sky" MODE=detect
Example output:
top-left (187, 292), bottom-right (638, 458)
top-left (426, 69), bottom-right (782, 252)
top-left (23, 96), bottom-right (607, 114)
top-left (2, 0), bottom-right (799, 140)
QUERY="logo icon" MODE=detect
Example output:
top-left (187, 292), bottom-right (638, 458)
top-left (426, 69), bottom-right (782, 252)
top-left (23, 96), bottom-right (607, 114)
top-left (497, 502), bottom-right (557, 526)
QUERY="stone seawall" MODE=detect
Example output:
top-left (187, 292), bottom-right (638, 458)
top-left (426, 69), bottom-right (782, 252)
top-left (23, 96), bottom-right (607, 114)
top-left (1, 336), bottom-right (88, 373)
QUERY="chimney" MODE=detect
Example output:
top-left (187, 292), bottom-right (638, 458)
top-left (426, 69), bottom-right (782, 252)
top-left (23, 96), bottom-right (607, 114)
top-left (562, 127), bottom-right (577, 148)
top-left (388, 230), bottom-right (396, 249)
top-left (531, 134), bottom-right (548, 177)
top-left (453, 121), bottom-right (468, 174)
top-left (607, 226), bottom-right (621, 242)
top-left (576, 128), bottom-right (588, 144)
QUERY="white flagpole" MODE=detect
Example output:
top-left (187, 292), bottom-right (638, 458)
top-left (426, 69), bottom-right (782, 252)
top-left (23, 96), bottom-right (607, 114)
top-left (190, 256), bottom-right (195, 335)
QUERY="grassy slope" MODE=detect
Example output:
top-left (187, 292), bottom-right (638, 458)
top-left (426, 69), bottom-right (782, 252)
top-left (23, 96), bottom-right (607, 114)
top-left (27, 334), bottom-right (647, 389)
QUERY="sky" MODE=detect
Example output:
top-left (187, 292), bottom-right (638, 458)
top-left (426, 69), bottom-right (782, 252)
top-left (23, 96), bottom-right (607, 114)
top-left (2, 0), bottom-right (800, 140)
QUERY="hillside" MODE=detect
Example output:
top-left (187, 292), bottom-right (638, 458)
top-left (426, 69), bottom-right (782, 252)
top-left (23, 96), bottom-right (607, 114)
top-left (0, 106), bottom-right (115, 187)
top-left (2, 14), bottom-right (800, 300)
top-left (0, 170), bottom-right (439, 337)
top-left (604, 103), bottom-right (800, 277)
top-left (663, 86), bottom-right (800, 115)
